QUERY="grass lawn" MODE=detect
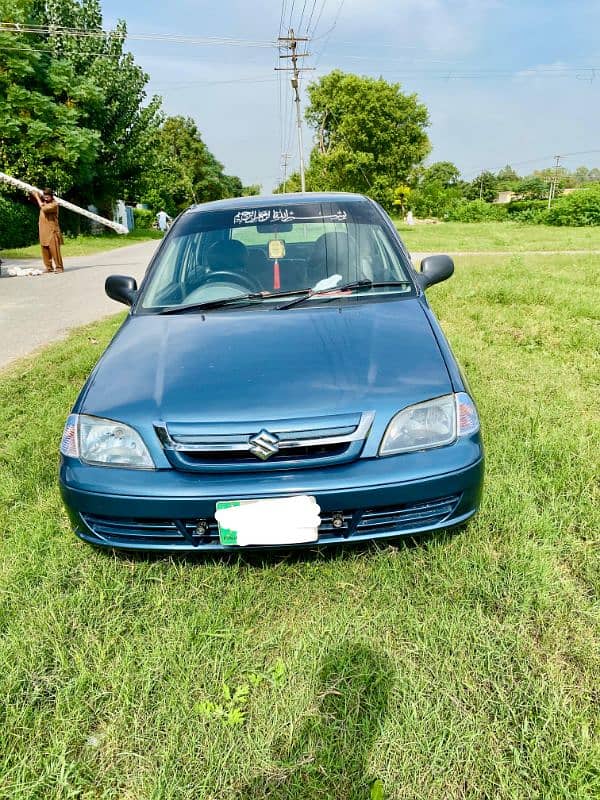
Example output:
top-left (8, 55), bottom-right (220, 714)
top-left (0, 250), bottom-right (599, 798)
top-left (0, 230), bottom-right (162, 261)
top-left (394, 220), bottom-right (600, 253)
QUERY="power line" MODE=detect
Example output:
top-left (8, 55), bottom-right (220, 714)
top-left (278, 0), bottom-right (288, 38)
top-left (305, 0), bottom-right (320, 37)
top-left (309, 0), bottom-right (329, 38)
top-left (462, 149), bottom-right (600, 182)
top-left (297, 0), bottom-right (310, 34)
top-left (0, 23), bottom-right (276, 48)
top-left (313, 0), bottom-right (345, 68)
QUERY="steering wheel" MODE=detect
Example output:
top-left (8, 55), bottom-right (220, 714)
top-left (200, 270), bottom-right (261, 293)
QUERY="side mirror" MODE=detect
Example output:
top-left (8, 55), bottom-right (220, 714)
top-left (417, 255), bottom-right (454, 290)
top-left (105, 275), bottom-right (138, 306)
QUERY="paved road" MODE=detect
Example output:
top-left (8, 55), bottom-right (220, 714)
top-left (0, 240), bottom-right (159, 371)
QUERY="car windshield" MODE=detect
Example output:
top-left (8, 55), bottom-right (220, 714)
top-left (139, 200), bottom-right (414, 312)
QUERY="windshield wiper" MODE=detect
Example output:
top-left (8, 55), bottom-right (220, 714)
top-left (157, 288), bottom-right (312, 315)
top-left (277, 279), bottom-right (412, 310)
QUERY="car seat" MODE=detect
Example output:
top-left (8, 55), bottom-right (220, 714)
top-left (207, 239), bottom-right (249, 275)
top-left (306, 232), bottom-right (359, 287)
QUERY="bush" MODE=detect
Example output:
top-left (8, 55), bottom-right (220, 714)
top-left (409, 183), bottom-right (461, 218)
top-left (443, 199), bottom-right (508, 222)
top-left (133, 208), bottom-right (155, 230)
top-left (505, 199), bottom-right (548, 224)
top-left (545, 185), bottom-right (600, 226)
top-left (0, 192), bottom-right (38, 249)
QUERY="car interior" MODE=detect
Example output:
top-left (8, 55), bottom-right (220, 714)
top-left (142, 221), bottom-right (409, 309)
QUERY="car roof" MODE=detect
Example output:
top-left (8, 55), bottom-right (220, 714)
top-left (184, 192), bottom-right (371, 215)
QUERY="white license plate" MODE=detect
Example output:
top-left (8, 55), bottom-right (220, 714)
top-left (215, 496), bottom-right (321, 546)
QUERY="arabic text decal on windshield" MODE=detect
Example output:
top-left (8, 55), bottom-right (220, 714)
top-left (232, 209), bottom-right (348, 225)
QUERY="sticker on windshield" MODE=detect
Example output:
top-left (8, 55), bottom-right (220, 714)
top-left (232, 208), bottom-right (348, 225)
top-left (268, 239), bottom-right (286, 259)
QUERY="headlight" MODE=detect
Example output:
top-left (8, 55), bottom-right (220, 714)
top-left (60, 414), bottom-right (155, 468)
top-left (379, 392), bottom-right (479, 456)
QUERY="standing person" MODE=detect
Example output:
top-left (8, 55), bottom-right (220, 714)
top-left (156, 209), bottom-right (172, 233)
top-left (33, 188), bottom-right (64, 273)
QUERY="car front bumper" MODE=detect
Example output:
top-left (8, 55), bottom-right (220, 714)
top-left (60, 437), bottom-right (484, 552)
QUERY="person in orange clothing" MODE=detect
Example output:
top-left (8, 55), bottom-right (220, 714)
top-left (33, 188), bottom-right (64, 273)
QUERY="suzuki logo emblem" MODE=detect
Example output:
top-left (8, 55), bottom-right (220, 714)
top-left (249, 429), bottom-right (280, 461)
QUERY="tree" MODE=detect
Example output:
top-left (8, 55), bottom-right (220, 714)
top-left (242, 184), bottom-right (261, 196)
top-left (496, 164), bottom-right (520, 191)
top-left (0, 0), bottom-right (100, 193)
top-left (37, 0), bottom-right (162, 207)
top-left (516, 175), bottom-right (549, 200)
top-left (409, 181), bottom-right (461, 218)
top-left (273, 172), bottom-right (302, 194)
top-left (464, 171), bottom-right (497, 202)
top-left (392, 185), bottom-right (411, 216)
top-left (422, 161), bottom-right (460, 188)
top-left (141, 116), bottom-right (244, 214)
top-left (304, 70), bottom-right (430, 208)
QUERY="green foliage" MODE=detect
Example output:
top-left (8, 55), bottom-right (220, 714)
top-left (195, 683), bottom-right (251, 727)
top-left (464, 171), bottom-right (497, 202)
top-left (0, 15), bottom-right (101, 193)
top-left (444, 199), bottom-right (508, 222)
top-left (0, 0), bottom-right (161, 209)
top-left (132, 208), bottom-right (154, 231)
top-left (546, 185), bottom-right (600, 226)
top-left (304, 70), bottom-right (430, 208)
top-left (0, 191), bottom-right (37, 248)
top-left (141, 116), bottom-right (243, 215)
top-left (495, 164), bottom-right (521, 191)
top-left (505, 199), bottom-right (549, 224)
top-left (409, 182), bottom-right (461, 218)
top-left (515, 175), bottom-right (549, 201)
top-left (422, 161), bottom-right (461, 187)
top-left (37, 0), bottom-right (162, 207)
top-left (242, 184), bottom-right (261, 197)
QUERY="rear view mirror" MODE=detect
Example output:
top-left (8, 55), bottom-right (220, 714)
top-left (257, 222), bottom-right (293, 233)
top-left (417, 255), bottom-right (454, 289)
top-left (105, 275), bottom-right (138, 306)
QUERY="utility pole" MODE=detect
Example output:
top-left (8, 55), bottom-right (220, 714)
top-left (276, 29), bottom-right (314, 193)
top-left (548, 155), bottom-right (562, 209)
top-left (281, 152), bottom-right (291, 192)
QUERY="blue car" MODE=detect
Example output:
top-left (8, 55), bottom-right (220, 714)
top-left (59, 193), bottom-right (483, 551)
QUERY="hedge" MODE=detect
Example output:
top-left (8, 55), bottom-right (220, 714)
top-left (0, 192), bottom-right (38, 249)
top-left (443, 199), bottom-right (508, 222)
top-left (505, 199), bottom-right (548, 224)
top-left (545, 185), bottom-right (600, 226)
top-left (133, 208), bottom-right (155, 230)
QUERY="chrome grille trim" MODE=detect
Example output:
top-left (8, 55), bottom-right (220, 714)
top-left (154, 412), bottom-right (374, 454)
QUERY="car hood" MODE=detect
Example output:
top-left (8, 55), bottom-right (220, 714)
top-left (80, 300), bottom-right (451, 426)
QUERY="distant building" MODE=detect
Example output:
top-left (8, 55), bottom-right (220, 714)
top-left (494, 191), bottom-right (517, 204)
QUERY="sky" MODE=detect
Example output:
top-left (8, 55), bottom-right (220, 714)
top-left (100, 0), bottom-right (600, 192)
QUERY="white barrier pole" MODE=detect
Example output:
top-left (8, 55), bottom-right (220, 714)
top-left (0, 171), bottom-right (129, 235)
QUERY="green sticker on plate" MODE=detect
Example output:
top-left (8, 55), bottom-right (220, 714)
top-left (216, 501), bottom-right (241, 546)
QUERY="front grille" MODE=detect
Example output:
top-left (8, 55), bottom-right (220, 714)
top-left (79, 494), bottom-right (461, 549)
top-left (182, 442), bottom-right (350, 465)
top-left (154, 411), bottom-right (374, 472)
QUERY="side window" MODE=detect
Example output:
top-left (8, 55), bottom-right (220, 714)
top-left (372, 228), bottom-right (406, 280)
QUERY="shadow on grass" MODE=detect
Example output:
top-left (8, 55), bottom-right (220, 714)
top-left (237, 642), bottom-right (394, 799)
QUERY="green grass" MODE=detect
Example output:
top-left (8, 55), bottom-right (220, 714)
top-left (394, 220), bottom-right (600, 252)
top-left (0, 230), bottom-right (162, 260)
top-left (1, 251), bottom-right (599, 799)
